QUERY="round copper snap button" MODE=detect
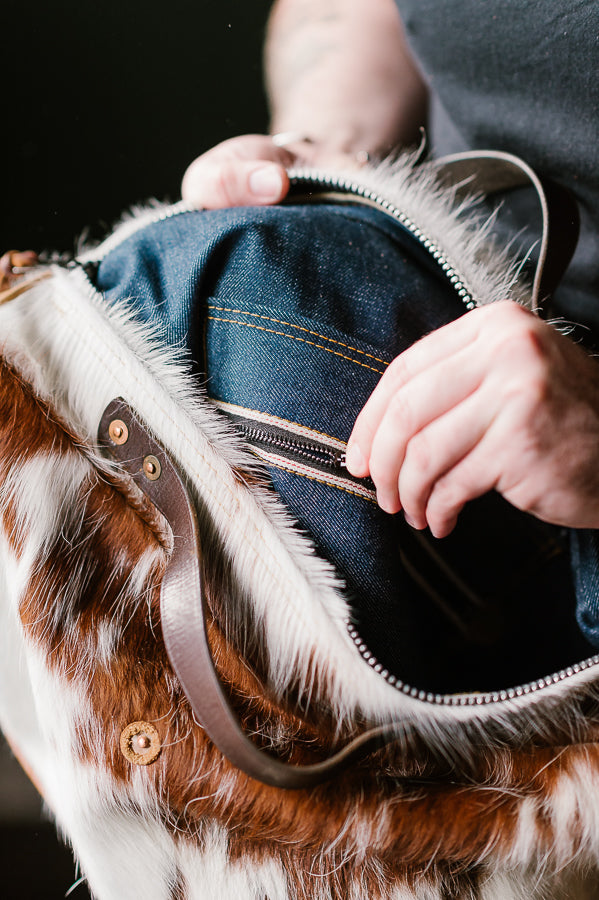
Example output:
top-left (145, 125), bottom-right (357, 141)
top-left (120, 721), bottom-right (161, 766)
top-left (142, 454), bottom-right (161, 481)
top-left (108, 419), bottom-right (129, 445)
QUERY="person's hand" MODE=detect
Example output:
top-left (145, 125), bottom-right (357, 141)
top-left (345, 301), bottom-right (599, 536)
top-left (181, 133), bottom-right (364, 209)
top-left (181, 134), bottom-right (293, 208)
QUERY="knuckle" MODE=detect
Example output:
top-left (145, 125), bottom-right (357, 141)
top-left (387, 389), bottom-right (416, 432)
top-left (426, 482), bottom-right (461, 532)
top-left (385, 355), bottom-right (412, 389)
top-left (484, 299), bottom-right (532, 323)
top-left (428, 473), bottom-right (455, 510)
top-left (368, 456), bottom-right (393, 491)
top-left (510, 324), bottom-right (547, 365)
top-left (427, 507), bottom-right (458, 539)
top-left (491, 313), bottom-right (547, 363)
top-left (399, 437), bottom-right (437, 521)
top-left (183, 160), bottom-right (239, 209)
top-left (211, 163), bottom-right (238, 208)
top-left (505, 482), bottom-right (543, 515)
top-left (489, 322), bottom-right (552, 400)
top-left (404, 432), bottom-right (433, 479)
top-left (433, 464), bottom-right (475, 514)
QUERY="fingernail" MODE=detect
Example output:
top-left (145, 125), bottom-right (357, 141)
top-left (248, 165), bottom-right (283, 200)
top-left (404, 512), bottom-right (425, 530)
top-left (377, 493), bottom-right (399, 515)
top-left (345, 442), bottom-right (365, 474)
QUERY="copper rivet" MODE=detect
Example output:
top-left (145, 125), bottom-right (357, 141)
top-left (120, 721), bottom-right (161, 766)
top-left (142, 454), bottom-right (161, 481)
top-left (108, 419), bottom-right (129, 445)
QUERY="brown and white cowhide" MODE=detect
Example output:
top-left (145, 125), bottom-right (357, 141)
top-left (1, 266), bottom-right (599, 900)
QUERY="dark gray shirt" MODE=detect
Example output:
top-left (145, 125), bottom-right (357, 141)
top-left (395, 0), bottom-right (599, 328)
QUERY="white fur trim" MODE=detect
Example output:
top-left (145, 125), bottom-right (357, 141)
top-left (1, 265), bottom-right (598, 755)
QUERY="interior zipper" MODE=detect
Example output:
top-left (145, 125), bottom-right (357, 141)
top-left (211, 400), bottom-right (377, 502)
top-left (236, 422), bottom-right (347, 471)
top-left (216, 401), bottom-right (599, 708)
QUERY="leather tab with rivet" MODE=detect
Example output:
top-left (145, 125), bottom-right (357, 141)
top-left (98, 397), bottom-right (405, 789)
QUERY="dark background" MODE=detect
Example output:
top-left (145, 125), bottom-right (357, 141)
top-left (1, 2), bottom-right (272, 897)
top-left (2, 0), bottom-right (272, 253)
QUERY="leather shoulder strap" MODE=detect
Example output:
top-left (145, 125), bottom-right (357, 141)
top-left (99, 399), bottom-right (403, 789)
top-left (433, 150), bottom-right (580, 307)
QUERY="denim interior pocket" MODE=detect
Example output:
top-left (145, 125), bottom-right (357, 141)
top-left (97, 200), bottom-right (593, 693)
top-left (204, 298), bottom-right (592, 694)
top-left (204, 300), bottom-right (388, 439)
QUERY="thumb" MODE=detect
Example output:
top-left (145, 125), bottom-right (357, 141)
top-left (181, 158), bottom-right (289, 209)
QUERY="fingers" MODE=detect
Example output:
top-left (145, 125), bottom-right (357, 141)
top-left (346, 311), bottom-right (487, 489)
top-left (181, 132), bottom-right (372, 210)
top-left (364, 356), bottom-right (485, 512)
top-left (182, 159), bottom-right (289, 208)
top-left (345, 302), bottom-right (548, 533)
top-left (424, 435), bottom-right (500, 538)
top-left (366, 390), bottom-right (501, 537)
top-left (181, 135), bottom-right (293, 208)
top-left (346, 310), bottom-right (483, 477)
top-left (396, 392), bottom-right (495, 528)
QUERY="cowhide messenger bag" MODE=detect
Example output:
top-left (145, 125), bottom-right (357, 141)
top-left (1, 151), bottom-right (597, 900)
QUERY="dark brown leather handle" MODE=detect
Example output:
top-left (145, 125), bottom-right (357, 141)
top-left (99, 399), bottom-right (402, 789)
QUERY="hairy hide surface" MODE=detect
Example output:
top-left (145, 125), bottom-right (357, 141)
top-left (1, 159), bottom-right (599, 899)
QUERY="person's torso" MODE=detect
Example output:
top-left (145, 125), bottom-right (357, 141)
top-left (395, 0), bottom-right (599, 328)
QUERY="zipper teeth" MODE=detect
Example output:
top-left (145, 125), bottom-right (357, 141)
top-left (238, 424), bottom-right (344, 468)
top-left (81, 169), bottom-right (477, 311)
top-left (285, 171), bottom-right (599, 703)
top-left (78, 170), bottom-right (599, 704)
top-left (349, 627), bottom-right (599, 706)
top-left (288, 168), bottom-right (477, 311)
top-left (238, 418), bottom-right (599, 705)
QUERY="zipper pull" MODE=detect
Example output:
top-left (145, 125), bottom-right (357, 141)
top-left (335, 451), bottom-right (347, 469)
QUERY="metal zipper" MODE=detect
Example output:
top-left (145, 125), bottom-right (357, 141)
top-left (235, 422), bottom-right (346, 471)
top-left (77, 168), bottom-right (477, 311)
top-left (348, 628), bottom-right (599, 707)
top-left (287, 168), bottom-right (477, 311)
top-left (282, 172), bottom-right (599, 706)
top-left (213, 404), bottom-right (377, 501)
top-left (225, 409), bottom-right (599, 707)
top-left (75, 171), bottom-right (599, 706)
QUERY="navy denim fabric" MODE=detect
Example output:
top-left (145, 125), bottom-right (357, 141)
top-left (94, 202), bottom-right (595, 694)
top-left (571, 530), bottom-right (599, 648)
